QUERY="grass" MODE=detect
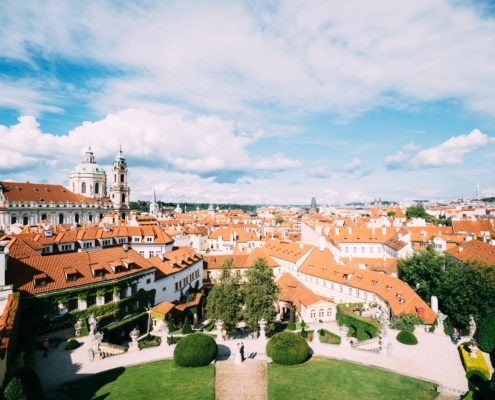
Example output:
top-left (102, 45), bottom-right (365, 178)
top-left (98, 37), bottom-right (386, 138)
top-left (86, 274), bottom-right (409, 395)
top-left (62, 356), bottom-right (438, 400)
top-left (62, 359), bottom-right (214, 400)
top-left (268, 357), bottom-right (438, 400)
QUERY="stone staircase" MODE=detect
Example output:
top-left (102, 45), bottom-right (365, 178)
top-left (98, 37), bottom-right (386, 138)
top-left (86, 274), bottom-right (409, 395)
top-left (99, 342), bottom-right (128, 357)
top-left (350, 337), bottom-right (381, 352)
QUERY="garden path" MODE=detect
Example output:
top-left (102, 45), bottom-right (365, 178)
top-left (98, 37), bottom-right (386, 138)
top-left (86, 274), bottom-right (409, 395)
top-left (215, 358), bottom-right (267, 400)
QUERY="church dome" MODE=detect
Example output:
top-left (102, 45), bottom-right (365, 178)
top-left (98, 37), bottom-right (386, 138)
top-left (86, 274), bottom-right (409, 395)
top-left (72, 147), bottom-right (106, 176)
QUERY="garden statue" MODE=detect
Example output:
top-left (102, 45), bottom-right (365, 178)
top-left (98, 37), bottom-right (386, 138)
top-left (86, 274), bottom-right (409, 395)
top-left (469, 315), bottom-right (476, 337)
top-left (74, 319), bottom-right (82, 337)
top-left (129, 327), bottom-right (140, 352)
top-left (88, 313), bottom-right (97, 337)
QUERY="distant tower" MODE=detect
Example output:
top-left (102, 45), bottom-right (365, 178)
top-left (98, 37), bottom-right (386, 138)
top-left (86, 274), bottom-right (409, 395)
top-left (310, 197), bottom-right (318, 213)
top-left (149, 187), bottom-right (159, 215)
top-left (109, 147), bottom-right (130, 220)
top-left (476, 181), bottom-right (480, 201)
top-left (69, 146), bottom-right (107, 199)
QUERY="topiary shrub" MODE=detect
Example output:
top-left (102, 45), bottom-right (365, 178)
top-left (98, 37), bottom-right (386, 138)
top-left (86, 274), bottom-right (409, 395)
top-left (65, 339), bottom-right (81, 350)
top-left (287, 319), bottom-right (296, 331)
top-left (266, 331), bottom-right (310, 365)
top-left (173, 333), bottom-right (217, 367)
top-left (3, 377), bottom-right (28, 400)
top-left (396, 330), bottom-right (418, 345)
top-left (182, 318), bottom-right (193, 334)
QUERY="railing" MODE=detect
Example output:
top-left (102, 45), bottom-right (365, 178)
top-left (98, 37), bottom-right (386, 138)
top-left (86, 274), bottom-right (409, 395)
top-left (99, 342), bottom-right (128, 357)
top-left (350, 337), bottom-right (381, 352)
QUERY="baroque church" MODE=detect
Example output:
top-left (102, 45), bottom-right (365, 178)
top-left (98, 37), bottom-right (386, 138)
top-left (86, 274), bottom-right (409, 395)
top-left (0, 147), bottom-right (130, 229)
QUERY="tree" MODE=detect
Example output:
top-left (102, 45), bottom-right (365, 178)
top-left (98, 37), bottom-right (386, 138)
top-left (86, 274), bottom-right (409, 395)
top-left (399, 249), bottom-right (495, 329)
top-left (243, 257), bottom-right (280, 331)
top-left (205, 258), bottom-right (242, 331)
top-left (474, 311), bottom-right (495, 353)
top-left (398, 247), bottom-right (446, 301)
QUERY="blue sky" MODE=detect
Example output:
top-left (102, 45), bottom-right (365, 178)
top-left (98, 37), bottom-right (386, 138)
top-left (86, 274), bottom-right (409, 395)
top-left (1, 0), bottom-right (495, 206)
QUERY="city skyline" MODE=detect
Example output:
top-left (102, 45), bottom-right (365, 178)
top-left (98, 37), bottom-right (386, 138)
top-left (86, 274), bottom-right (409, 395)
top-left (1, 1), bottom-right (495, 205)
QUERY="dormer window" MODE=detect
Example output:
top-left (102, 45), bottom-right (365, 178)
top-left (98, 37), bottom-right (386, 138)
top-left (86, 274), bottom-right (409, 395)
top-left (386, 285), bottom-right (392, 291)
top-left (64, 267), bottom-right (78, 282)
top-left (132, 236), bottom-right (141, 243)
top-left (110, 261), bottom-right (124, 274)
top-left (371, 280), bottom-right (377, 286)
top-left (91, 264), bottom-right (106, 278)
top-left (33, 273), bottom-right (48, 288)
top-left (122, 258), bottom-right (135, 269)
top-left (145, 236), bottom-right (154, 243)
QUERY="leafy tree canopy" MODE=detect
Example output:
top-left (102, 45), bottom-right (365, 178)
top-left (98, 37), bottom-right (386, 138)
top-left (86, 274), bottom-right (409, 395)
top-left (243, 257), bottom-right (280, 331)
top-left (399, 249), bottom-right (495, 329)
top-left (205, 258), bottom-right (242, 331)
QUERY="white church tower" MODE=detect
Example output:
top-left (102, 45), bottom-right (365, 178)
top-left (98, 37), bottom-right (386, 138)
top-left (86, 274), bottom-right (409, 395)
top-left (69, 146), bottom-right (107, 199)
top-left (109, 147), bottom-right (130, 220)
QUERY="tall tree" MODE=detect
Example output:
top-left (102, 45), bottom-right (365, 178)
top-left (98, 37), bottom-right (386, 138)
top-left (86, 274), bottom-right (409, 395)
top-left (243, 257), bottom-right (280, 331)
top-left (205, 258), bottom-right (242, 331)
top-left (398, 246), bottom-right (446, 301)
top-left (399, 249), bottom-right (495, 329)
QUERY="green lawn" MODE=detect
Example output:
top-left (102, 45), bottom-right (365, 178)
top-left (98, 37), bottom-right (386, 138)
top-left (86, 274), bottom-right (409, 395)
top-left (62, 357), bottom-right (438, 400)
top-left (62, 360), bottom-right (215, 400)
top-left (268, 357), bottom-right (438, 400)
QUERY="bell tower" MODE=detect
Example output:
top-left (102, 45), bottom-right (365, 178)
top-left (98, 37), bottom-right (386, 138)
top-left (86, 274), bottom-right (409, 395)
top-left (109, 146), bottom-right (130, 220)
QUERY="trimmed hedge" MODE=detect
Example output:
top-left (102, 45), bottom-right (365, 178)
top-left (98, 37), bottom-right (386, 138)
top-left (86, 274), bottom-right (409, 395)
top-left (336, 304), bottom-right (380, 341)
top-left (65, 339), bottom-right (81, 350)
top-left (458, 342), bottom-right (491, 381)
top-left (318, 329), bottom-right (341, 345)
top-left (266, 331), bottom-right (310, 365)
top-left (174, 333), bottom-right (218, 367)
top-left (396, 330), bottom-right (418, 345)
top-left (474, 311), bottom-right (495, 353)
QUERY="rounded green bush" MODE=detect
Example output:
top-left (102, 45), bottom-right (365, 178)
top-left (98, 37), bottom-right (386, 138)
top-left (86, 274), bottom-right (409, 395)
top-left (266, 331), bottom-right (310, 365)
top-left (173, 332), bottom-right (218, 367)
top-left (65, 339), bottom-right (81, 350)
top-left (396, 330), bottom-right (418, 345)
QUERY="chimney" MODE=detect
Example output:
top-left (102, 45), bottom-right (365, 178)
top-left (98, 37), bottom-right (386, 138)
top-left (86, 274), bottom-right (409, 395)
top-left (123, 243), bottom-right (129, 252)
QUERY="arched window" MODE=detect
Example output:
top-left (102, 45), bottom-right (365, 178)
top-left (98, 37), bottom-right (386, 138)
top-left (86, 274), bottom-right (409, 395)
top-left (23, 215), bottom-right (28, 225)
top-left (99, 213), bottom-right (103, 220)
top-left (59, 213), bottom-right (64, 224)
top-left (41, 214), bottom-right (47, 221)
top-left (95, 182), bottom-right (99, 194)
top-left (89, 214), bottom-right (93, 222)
top-left (120, 174), bottom-right (124, 183)
top-left (121, 194), bottom-right (126, 203)
top-left (81, 182), bottom-right (86, 193)
top-left (11, 215), bottom-right (17, 224)
top-left (75, 213), bottom-right (80, 223)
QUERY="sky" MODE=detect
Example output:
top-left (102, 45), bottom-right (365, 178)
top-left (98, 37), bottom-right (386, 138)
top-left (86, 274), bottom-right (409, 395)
top-left (1, 0), bottom-right (495, 206)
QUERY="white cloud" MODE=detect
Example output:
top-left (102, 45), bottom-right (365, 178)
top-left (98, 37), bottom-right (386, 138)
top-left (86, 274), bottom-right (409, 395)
top-left (384, 130), bottom-right (494, 169)
top-left (2, 1), bottom-right (495, 122)
top-left (343, 157), bottom-right (362, 172)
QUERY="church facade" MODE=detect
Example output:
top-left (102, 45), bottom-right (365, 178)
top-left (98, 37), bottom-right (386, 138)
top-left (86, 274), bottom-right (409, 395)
top-left (0, 147), bottom-right (130, 229)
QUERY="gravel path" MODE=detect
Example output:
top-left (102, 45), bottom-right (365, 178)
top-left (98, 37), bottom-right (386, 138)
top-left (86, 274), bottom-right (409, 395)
top-left (215, 358), bottom-right (267, 400)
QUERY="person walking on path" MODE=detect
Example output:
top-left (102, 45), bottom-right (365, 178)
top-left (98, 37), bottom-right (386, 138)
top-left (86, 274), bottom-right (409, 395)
top-left (240, 342), bottom-right (245, 362)
top-left (42, 339), bottom-right (49, 358)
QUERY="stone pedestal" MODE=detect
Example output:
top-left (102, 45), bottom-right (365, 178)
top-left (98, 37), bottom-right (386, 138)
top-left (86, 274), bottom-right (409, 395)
top-left (216, 320), bottom-right (224, 343)
top-left (258, 319), bottom-right (267, 341)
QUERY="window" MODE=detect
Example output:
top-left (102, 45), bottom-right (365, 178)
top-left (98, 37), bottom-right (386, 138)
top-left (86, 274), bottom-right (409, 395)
top-left (361, 247), bottom-right (365, 253)
top-left (81, 182), bottom-right (86, 193)
top-left (146, 278), bottom-right (151, 284)
top-left (95, 182), bottom-right (99, 194)
top-left (87, 294), bottom-right (96, 307)
top-left (130, 283), bottom-right (138, 295)
top-left (327, 308), bottom-right (332, 317)
top-left (310, 310), bottom-right (316, 318)
top-left (68, 298), bottom-right (78, 312)
top-left (319, 309), bottom-right (324, 317)
top-left (104, 292), bottom-right (113, 304)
